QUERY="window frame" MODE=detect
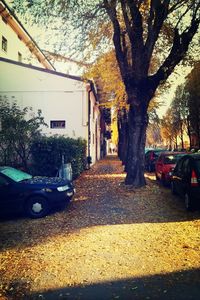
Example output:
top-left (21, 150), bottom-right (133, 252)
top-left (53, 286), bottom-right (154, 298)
top-left (2, 36), bottom-right (8, 52)
top-left (18, 51), bottom-right (22, 62)
top-left (50, 120), bottom-right (66, 129)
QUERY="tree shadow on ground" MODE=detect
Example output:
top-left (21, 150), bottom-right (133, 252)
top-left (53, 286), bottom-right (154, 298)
top-left (0, 156), bottom-right (200, 251)
top-left (3, 268), bottom-right (200, 300)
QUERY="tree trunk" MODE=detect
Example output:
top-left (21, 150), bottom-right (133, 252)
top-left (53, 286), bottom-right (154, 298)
top-left (180, 121), bottom-right (184, 149)
top-left (117, 109), bottom-right (128, 165)
top-left (187, 117), bottom-right (192, 149)
top-left (125, 104), bottom-right (148, 187)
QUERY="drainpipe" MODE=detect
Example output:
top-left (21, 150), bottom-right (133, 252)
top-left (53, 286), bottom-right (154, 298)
top-left (87, 88), bottom-right (92, 168)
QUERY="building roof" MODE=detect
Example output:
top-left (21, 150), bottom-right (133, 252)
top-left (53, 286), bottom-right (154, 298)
top-left (0, 57), bottom-right (83, 82)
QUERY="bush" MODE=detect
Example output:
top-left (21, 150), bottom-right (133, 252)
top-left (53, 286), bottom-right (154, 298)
top-left (30, 136), bottom-right (87, 179)
top-left (0, 99), bottom-right (46, 170)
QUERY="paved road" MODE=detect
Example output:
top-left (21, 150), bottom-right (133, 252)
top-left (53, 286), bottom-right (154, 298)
top-left (0, 156), bottom-right (200, 299)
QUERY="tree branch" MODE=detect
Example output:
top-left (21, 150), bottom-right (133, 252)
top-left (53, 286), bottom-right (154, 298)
top-left (151, 17), bottom-right (200, 87)
top-left (174, 1), bottom-right (198, 29)
top-left (168, 0), bottom-right (189, 14)
top-left (103, 0), bottom-right (129, 79)
top-left (126, 0), bottom-right (144, 62)
top-left (145, 0), bottom-right (170, 67)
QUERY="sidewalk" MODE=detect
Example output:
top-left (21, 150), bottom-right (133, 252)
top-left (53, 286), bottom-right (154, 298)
top-left (0, 156), bottom-right (200, 300)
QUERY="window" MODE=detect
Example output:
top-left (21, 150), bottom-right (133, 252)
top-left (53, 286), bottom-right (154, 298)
top-left (18, 52), bottom-right (22, 62)
top-left (196, 160), bottom-right (200, 174)
top-left (174, 158), bottom-right (183, 175)
top-left (50, 120), bottom-right (66, 129)
top-left (182, 159), bottom-right (190, 176)
top-left (2, 36), bottom-right (7, 52)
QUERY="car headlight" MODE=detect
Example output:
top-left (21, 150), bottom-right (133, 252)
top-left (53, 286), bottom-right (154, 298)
top-left (57, 185), bottom-right (70, 192)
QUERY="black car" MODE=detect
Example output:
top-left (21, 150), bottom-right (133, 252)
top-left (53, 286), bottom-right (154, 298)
top-left (171, 154), bottom-right (200, 211)
top-left (145, 149), bottom-right (167, 172)
top-left (0, 166), bottom-right (75, 218)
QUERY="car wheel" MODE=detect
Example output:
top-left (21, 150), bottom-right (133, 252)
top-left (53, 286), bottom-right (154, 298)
top-left (184, 192), bottom-right (194, 211)
top-left (171, 181), bottom-right (177, 195)
top-left (26, 196), bottom-right (49, 218)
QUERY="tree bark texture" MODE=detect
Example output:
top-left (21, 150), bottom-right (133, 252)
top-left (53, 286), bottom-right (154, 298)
top-left (125, 104), bottom-right (148, 186)
top-left (118, 109), bottom-right (129, 165)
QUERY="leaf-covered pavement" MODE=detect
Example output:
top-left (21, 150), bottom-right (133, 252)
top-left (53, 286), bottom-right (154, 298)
top-left (0, 155), bottom-right (200, 299)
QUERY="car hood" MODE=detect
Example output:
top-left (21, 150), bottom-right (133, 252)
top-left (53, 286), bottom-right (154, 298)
top-left (20, 176), bottom-right (72, 188)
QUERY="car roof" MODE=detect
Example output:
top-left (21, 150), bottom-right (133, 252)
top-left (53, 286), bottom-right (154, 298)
top-left (147, 149), bottom-right (167, 153)
top-left (178, 153), bottom-right (200, 161)
top-left (189, 153), bottom-right (200, 160)
top-left (160, 151), bottom-right (183, 155)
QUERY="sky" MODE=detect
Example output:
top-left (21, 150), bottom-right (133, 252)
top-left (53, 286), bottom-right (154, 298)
top-left (157, 65), bottom-right (191, 117)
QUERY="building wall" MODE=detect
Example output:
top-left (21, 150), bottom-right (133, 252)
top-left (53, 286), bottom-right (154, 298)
top-left (0, 58), bottom-right (100, 164)
top-left (0, 16), bottom-right (44, 67)
top-left (89, 91), bottom-right (101, 162)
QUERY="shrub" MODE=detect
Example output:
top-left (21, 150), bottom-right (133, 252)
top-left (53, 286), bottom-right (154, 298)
top-left (0, 99), bottom-right (46, 170)
top-left (30, 136), bottom-right (87, 179)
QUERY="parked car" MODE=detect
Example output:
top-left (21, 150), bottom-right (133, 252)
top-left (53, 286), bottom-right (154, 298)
top-left (155, 151), bottom-right (187, 186)
top-left (171, 153), bottom-right (200, 211)
top-left (0, 166), bottom-right (75, 218)
top-left (145, 147), bottom-right (154, 154)
top-left (145, 149), bottom-right (167, 172)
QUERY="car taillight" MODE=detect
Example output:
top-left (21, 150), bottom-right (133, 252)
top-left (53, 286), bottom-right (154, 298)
top-left (191, 170), bottom-right (198, 187)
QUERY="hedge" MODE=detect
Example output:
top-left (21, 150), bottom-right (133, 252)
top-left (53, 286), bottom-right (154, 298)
top-left (30, 136), bottom-right (87, 179)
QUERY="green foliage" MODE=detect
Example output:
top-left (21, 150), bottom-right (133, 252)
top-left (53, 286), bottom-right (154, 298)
top-left (0, 99), bottom-right (46, 170)
top-left (30, 136), bottom-right (87, 179)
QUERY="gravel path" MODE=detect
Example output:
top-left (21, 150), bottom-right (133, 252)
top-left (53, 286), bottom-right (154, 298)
top-left (0, 155), bottom-right (200, 299)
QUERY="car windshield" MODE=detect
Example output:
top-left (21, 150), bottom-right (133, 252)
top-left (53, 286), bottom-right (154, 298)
top-left (1, 167), bottom-right (32, 182)
top-left (164, 154), bottom-right (184, 164)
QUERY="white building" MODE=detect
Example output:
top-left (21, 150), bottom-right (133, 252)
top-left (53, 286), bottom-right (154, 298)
top-left (0, 0), bottom-right (101, 164)
top-left (0, 0), bottom-right (54, 69)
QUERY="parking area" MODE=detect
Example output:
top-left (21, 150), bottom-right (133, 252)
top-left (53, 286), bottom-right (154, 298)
top-left (0, 156), bottom-right (200, 299)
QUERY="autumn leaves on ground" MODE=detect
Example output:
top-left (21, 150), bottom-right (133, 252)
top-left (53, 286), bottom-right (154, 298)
top-left (0, 156), bottom-right (200, 300)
